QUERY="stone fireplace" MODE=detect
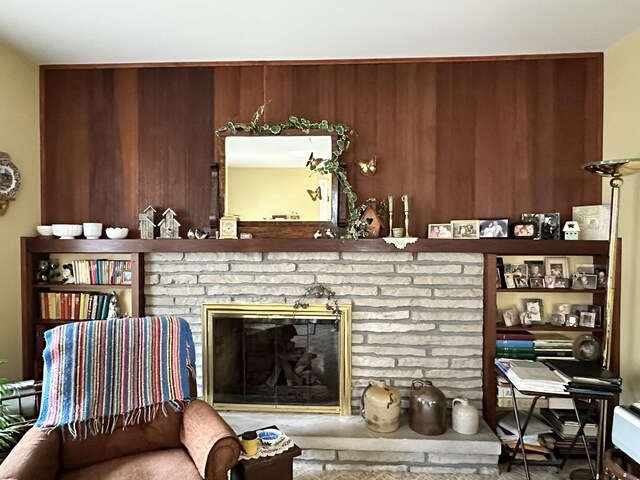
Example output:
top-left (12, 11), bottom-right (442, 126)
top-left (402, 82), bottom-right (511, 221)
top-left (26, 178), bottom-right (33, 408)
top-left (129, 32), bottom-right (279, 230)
top-left (201, 303), bottom-right (351, 414)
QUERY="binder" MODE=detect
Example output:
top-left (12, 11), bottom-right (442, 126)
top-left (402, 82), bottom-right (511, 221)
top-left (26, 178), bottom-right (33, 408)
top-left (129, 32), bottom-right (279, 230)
top-left (543, 359), bottom-right (622, 386)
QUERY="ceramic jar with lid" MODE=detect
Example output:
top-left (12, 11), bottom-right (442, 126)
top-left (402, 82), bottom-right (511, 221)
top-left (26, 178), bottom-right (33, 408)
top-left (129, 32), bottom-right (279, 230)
top-left (409, 379), bottom-right (446, 436)
top-left (451, 397), bottom-right (479, 435)
top-left (361, 379), bottom-right (401, 433)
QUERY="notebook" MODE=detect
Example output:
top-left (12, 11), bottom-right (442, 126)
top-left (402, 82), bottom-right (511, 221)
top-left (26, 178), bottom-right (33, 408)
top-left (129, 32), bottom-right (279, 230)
top-left (543, 359), bottom-right (622, 385)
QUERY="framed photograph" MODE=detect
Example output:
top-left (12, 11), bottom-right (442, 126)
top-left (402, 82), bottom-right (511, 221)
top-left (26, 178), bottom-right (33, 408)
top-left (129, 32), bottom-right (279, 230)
top-left (572, 273), bottom-right (597, 290)
top-left (502, 306), bottom-right (520, 326)
top-left (525, 260), bottom-right (545, 279)
top-left (507, 264), bottom-right (528, 283)
top-left (544, 275), bottom-right (556, 289)
top-left (554, 303), bottom-right (572, 323)
top-left (529, 277), bottom-right (545, 288)
top-left (553, 277), bottom-right (570, 289)
top-left (576, 264), bottom-right (595, 274)
top-left (588, 305), bottom-right (603, 327)
top-left (522, 298), bottom-right (543, 323)
top-left (515, 277), bottom-right (529, 288)
top-left (541, 213), bottom-right (561, 240)
top-left (572, 304), bottom-right (590, 317)
top-left (512, 222), bottom-right (538, 239)
top-left (496, 268), bottom-right (502, 288)
top-left (451, 220), bottom-right (480, 239)
top-left (544, 257), bottom-right (569, 278)
top-left (566, 314), bottom-right (579, 327)
top-left (479, 219), bottom-right (509, 238)
top-left (521, 213), bottom-right (543, 239)
top-left (123, 270), bottom-right (132, 284)
top-left (503, 273), bottom-right (516, 289)
top-left (428, 223), bottom-right (452, 239)
top-left (550, 314), bottom-right (565, 326)
top-left (579, 311), bottom-right (597, 328)
top-left (595, 265), bottom-right (607, 288)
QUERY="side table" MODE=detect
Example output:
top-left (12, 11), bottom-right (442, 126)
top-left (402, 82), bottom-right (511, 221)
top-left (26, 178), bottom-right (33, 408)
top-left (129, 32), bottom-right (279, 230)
top-left (231, 426), bottom-right (302, 480)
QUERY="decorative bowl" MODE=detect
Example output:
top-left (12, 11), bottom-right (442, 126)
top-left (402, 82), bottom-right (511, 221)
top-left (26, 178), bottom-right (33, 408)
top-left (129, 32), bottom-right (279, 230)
top-left (51, 224), bottom-right (83, 239)
top-left (257, 428), bottom-right (282, 446)
top-left (82, 222), bottom-right (103, 239)
top-left (105, 227), bottom-right (129, 239)
top-left (36, 225), bottom-right (53, 236)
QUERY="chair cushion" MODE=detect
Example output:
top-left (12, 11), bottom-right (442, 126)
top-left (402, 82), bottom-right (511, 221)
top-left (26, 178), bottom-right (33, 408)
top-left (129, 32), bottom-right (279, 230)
top-left (61, 407), bottom-right (183, 471)
top-left (58, 448), bottom-right (202, 480)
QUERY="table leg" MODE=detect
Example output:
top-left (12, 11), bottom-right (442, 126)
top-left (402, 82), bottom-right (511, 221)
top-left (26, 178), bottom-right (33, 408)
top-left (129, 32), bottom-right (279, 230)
top-left (510, 386), bottom-right (538, 480)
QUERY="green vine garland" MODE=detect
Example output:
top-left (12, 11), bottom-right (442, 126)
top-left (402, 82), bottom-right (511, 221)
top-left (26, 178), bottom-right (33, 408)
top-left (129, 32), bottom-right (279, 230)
top-left (216, 105), bottom-right (365, 238)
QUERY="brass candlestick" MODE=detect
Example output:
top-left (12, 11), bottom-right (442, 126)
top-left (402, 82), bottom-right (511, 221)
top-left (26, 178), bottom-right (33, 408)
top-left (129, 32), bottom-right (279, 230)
top-left (387, 195), bottom-right (394, 238)
top-left (401, 194), bottom-right (410, 237)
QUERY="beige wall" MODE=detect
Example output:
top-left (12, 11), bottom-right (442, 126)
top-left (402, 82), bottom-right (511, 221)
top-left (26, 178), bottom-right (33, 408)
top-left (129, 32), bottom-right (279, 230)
top-left (0, 42), bottom-right (40, 380)
top-left (604, 27), bottom-right (640, 403)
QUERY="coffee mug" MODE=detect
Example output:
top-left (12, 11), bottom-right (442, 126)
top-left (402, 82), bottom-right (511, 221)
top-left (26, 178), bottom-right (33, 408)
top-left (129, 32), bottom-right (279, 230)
top-left (240, 430), bottom-right (259, 456)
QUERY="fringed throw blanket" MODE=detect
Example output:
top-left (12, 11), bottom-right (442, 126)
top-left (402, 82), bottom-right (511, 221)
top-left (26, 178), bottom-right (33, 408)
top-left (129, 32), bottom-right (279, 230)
top-left (36, 316), bottom-right (196, 437)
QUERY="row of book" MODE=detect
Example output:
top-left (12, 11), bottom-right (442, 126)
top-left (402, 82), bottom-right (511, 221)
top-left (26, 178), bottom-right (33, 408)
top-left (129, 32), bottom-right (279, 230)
top-left (496, 332), bottom-right (573, 360)
top-left (68, 259), bottom-right (131, 285)
top-left (39, 291), bottom-right (115, 320)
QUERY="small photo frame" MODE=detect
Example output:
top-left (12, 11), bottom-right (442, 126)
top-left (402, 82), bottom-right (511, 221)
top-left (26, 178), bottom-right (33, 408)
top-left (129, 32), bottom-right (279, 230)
top-left (544, 275), bottom-right (556, 289)
top-left (566, 314), bottom-right (579, 327)
top-left (508, 264), bottom-right (528, 283)
top-left (512, 222), bottom-right (538, 239)
top-left (595, 266), bottom-right (607, 288)
top-left (529, 277), bottom-right (545, 288)
top-left (503, 273), bottom-right (516, 289)
top-left (550, 314), bottom-right (565, 326)
top-left (522, 298), bottom-right (544, 323)
top-left (428, 223), bottom-right (452, 239)
top-left (553, 277), bottom-right (570, 289)
top-left (451, 220), bottom-right (480, 239)
top-left (521, 213), bottom-right (543, 239)
top-left (479, 219), bottom-right (509, 238)
top-left (576, 264), bottom-right (595, 274)
top-left (579, 311), bottom-right (597, 328)
top-left (544, 257), bottom-right (569, 278)
top-left (572, 273), bottom-right (598, 290)
top-left (515, 277), bottom-right (529, 289)
top-left (123, 270), bottom-right (132, 284)
top-left (588, 305), bottom-right (603, 327)
top-left (554, 303), bottom-right (572, 323)
top-left (525, 260), bottom-right (545, 279)
top-left (541, 213), bottom-right (561, 240)
top-left (502, 306), bottom-right (520, 326)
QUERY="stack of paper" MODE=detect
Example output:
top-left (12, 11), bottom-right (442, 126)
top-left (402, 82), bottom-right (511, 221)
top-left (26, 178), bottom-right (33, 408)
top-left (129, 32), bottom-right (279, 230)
top-left (496, 358), bottom-right (569, 395)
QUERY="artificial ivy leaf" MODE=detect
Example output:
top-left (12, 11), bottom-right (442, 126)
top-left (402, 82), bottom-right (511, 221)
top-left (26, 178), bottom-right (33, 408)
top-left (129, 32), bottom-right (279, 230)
top-left (335, 125), bottom-right (345, 135)
top-left (269, 124), bottom-right (282, 134)
top-left (319, 120), bottom-right (329, 129)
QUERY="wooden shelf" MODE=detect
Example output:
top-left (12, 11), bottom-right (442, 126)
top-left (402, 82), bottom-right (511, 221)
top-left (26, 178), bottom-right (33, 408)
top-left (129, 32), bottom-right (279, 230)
top-left (33, 283), bottom-right (131, 290)
top-left (496, 325), bottom-right (603, 333)
top-left (497, 288), bottom-right (606, 294)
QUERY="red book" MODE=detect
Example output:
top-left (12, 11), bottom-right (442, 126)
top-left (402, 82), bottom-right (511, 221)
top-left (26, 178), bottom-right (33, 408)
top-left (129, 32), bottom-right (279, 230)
top-left (496, 332), bottom-right (535, 341)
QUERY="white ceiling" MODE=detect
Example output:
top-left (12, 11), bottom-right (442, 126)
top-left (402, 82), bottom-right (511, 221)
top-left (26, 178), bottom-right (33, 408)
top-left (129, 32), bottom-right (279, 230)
top-left (0, 0), bottom-right (639, 65)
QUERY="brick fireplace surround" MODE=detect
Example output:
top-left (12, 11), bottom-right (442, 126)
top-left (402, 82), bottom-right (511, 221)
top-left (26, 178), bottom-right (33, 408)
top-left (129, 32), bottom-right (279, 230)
top-left (144, 251), bottom-right (500, 474)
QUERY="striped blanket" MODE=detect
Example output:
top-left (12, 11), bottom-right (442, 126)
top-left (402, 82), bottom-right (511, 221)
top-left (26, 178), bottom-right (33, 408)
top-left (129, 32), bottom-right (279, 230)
top-left (36, 316), bottom-right (196, 437)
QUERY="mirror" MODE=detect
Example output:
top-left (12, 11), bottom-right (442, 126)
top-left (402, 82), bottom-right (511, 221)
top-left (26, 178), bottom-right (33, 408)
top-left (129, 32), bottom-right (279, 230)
top-left (225, 135), bottom-right (334, 222)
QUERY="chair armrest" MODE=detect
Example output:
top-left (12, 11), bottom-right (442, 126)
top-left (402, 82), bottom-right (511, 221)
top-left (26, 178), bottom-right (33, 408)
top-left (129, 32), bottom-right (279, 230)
top-left (0, 427), bottom-right (60, 480)
top-left (180, 400), bottom-right (240, 480)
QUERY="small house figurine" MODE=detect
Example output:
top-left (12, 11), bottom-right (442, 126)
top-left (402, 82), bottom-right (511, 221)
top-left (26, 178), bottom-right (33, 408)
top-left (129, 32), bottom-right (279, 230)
top-left (158, 208), bottom-right (181, 238)
top-left (563, 221), bottom-right (580, 240)
top-left (138, 213), bottom-right (155, 239)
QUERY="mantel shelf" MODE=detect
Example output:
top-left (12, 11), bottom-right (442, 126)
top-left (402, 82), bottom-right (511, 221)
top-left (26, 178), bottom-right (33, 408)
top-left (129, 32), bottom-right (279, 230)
top-left (23, 237), bottom-right (610, 255)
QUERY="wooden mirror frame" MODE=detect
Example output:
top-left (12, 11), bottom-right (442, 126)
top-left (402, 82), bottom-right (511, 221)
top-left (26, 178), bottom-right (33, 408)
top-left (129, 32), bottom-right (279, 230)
top-left (212, 110), bottom-right (357, 239)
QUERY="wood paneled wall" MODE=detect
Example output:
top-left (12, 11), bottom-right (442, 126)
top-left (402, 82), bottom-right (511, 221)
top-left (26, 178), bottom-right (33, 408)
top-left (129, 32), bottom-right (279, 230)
top-left (41, 55), bottom-right (603, 236)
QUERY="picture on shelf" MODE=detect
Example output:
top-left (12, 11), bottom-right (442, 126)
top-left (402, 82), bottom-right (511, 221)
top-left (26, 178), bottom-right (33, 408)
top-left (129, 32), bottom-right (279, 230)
top-left (544, 257), bottom-right (569, 278)
top-left (588, 305), bottom-right (603, 327)
top-left (576, 264), bottom-right (595, 274)
top-left (503, 273), bottom-right (516, 289)
top-left (566, 314), bottom-right (579, 327)
top-left (502, 306), bottom-right (520, 326)
top-left (427, 223), bottom-right (452, 238)
top-left (479, 219), bottom-right (508, 238)
top-left (544, 275), bottom-right (556, 288)
top-left (512, 222), bottom-right (538, 239)
top-left (572, 273), bottom-right (597, 290)
top-left (550, 314), bottom-right (565, 326)
top-left (553, 277), bottom-right (570, 289)
top-left (540, 213), bottom-right (561, 240)
top-left (451, 220), bottom-right (480, 239)
top-left (507, 264), bottom-right (528, 283)
top-left (515, 277), bottom-right (529, 288)
top-left (529, 278), bottom-right (545, 288)
top-left (525, 260), bottom-right (545, 279)
top-left (579, 311), bottom-right (597, 328)
top-left (595, 265), bottom-right (607, 288)
top-left (496, 268), bottom-right (502, 288)
top-left (520, 213), bottom-right (543, 239)
top-left (522, 298), bottom-right (544, 323)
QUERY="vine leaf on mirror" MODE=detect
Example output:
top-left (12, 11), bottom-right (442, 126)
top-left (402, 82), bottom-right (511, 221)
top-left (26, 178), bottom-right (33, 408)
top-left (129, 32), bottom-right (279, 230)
top-left (216, 104), bottom-right (366, 238)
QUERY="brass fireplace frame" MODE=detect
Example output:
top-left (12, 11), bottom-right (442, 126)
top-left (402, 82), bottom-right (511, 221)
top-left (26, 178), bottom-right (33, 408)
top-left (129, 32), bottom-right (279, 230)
top-left (202, 303), bottom-right (352, 415)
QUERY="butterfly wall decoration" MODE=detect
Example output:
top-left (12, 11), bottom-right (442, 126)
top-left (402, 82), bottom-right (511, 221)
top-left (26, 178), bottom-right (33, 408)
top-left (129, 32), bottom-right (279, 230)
top-left (307, 186), bottom-right (322, 201)
top-left (355, 155), bottom-right (377, 176)
top-left (306, 152), bottom-right (324, 171)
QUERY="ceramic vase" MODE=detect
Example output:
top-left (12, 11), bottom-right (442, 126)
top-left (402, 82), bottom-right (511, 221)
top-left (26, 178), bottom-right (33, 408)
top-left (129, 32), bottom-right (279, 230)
top-left (361, 379), bottom-right (401, 433)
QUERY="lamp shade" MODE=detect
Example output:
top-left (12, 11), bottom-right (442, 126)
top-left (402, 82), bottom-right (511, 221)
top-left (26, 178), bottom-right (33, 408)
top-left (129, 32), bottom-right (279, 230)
top-left (583, 157), bottom-right (640, 177)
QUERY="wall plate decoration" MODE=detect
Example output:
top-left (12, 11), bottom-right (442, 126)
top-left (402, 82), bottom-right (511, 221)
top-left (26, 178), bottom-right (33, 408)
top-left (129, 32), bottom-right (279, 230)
top-left (0, 152), bottom-right (21, 198)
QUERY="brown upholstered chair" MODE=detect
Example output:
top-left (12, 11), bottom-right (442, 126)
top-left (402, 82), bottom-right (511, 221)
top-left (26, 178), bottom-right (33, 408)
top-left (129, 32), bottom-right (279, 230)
top-left (0, 399), bottom-right (240, 480)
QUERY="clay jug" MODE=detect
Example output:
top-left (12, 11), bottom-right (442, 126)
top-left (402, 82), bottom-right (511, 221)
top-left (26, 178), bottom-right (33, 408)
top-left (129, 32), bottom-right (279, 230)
top-left (409, 379), bottom-right (446, 436)
top-left (451, 398), bottom-right (479, 435)
top-left (361, 379), bottom-right (401, 433)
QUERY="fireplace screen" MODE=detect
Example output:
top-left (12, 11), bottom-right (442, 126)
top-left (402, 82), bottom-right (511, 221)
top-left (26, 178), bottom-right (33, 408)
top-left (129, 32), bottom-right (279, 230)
top-left (202, 304), bottom-right (351, 415)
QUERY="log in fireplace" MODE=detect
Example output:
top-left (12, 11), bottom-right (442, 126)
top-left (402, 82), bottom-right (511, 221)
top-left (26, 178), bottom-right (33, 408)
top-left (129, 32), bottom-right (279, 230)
top-left (202, 303), bottom-right (352, 415)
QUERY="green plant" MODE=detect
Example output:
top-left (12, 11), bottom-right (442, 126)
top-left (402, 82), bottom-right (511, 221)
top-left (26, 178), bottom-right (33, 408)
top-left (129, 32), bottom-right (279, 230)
top-left (216, 105), bottom-right (365, 238)
top-left (0, 362), bottom-right (27, 453)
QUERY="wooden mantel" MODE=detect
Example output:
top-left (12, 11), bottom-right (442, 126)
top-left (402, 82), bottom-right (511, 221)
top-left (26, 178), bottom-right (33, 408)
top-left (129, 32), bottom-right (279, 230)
top-left (24, 237), bottom-right (609, 255)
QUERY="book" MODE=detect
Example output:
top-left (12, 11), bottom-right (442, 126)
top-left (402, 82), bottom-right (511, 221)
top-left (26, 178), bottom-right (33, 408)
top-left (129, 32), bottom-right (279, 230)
top-left (497, 339), bottom-right (535, 348)
top-left (496, 358), bottom-right (569, 395)
top-left (544, 359), bottom-right (622, 385)
top-left (540, 408), bottom-right (598, 438)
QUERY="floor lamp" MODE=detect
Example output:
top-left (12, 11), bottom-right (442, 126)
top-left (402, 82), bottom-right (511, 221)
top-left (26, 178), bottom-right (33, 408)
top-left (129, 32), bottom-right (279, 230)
top-left (580, 157), bottom-right (640, 478)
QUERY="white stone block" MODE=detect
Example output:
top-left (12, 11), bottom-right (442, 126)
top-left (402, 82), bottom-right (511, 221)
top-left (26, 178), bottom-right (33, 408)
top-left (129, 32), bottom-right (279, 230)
top-left (297, 263), bottom-right (395, 274)
top-left (146, 263), bottom-right (230, 273)
top-left (145, 285), bottom-right (206, 296)
top-left (352, 367), bottom-right (423, 379)
top-left (463, 264), bottom-right (484, 275)
top-left (396, 358), bottom-right (449, 368)
top-left (433, 288), bottom-right (483, 298)
top-left (205, 285), bottom-right (309, 296)
top-left (351, 334), bottom-right (365, 344)
top-left (410, 298), bottom-right (483, 309)
top-left (340, 252), bottom-right (413, 262)
top-left (427, 453), bottom-right (498, 464)
top-left (422, 369), bottom-right (479, 379)
top-left (449, 358), bottom-right (483, 369)
top-left (431, 347), bottom-right (480, 356)
top-left (379, 287), bottom-right (432, 297)
top-left (352, 356), bottom-right (395, 368)
top-left (177, 296), bottom-right (232, 306)
top-left (413, 275), bottom-right (482, 286)
top-left (416, 253), bottom-right (483, 263)
top-left (267, 252), bottom-right (340, 261)
top-left (293, 461), bottom-right (325, 473)
top-left (409, 466), bottom-right (478, 474)
top-left (185, 252), bottom-right (263, 262)
top-left (146, 252), bottom-right (184, 261)
top-left (355, 298), bottom-right (412, 308)
top-left (231, 263), bottom-right (296, 272)
top-left (438, 324), bottom-right (483, 333)
top-left (396, 264), bottom-right (462, 274)
top-left (352, 345), bottom-right (427, 356)
top-left (316, 274), bottom-right (411, 285)
top-left (145, 274), bottom-right (159, 285)
top-left (159, 274), bottom-right (198, 285)
top-left (352, 322), bottom-right (436, 333)
top-left (299, 449), bottom-right (337, 461)
top-left (331, 286), bottom-right (379, 296)
top-left (410, 310), bottom-right (483, 321)
top-left (326, 464), bottom-right (408, 472)
top-left (368, 333), bottom-right (482, 347)
top-left (145, 296), bottom-right (175, 306)
top-left (338, 450), bottom-right (424, 463)
top-left (352, 310), bottom-right (410, 321)
top-left (436, 378), bottom-right (482, 389)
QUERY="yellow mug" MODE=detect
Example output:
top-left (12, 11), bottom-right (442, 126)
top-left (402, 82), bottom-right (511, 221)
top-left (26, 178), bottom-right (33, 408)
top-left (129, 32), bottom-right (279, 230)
top-left (240, 431), bottom-right (259, 456)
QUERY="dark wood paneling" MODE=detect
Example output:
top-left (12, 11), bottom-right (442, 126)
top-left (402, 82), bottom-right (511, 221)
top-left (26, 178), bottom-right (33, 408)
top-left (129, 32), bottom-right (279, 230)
top-left (42, 55), bottom-right (602, 237)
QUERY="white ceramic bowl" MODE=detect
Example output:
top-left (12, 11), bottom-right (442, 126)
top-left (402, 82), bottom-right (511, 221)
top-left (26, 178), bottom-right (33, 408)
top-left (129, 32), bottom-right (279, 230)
top-left (105, 227), bottom-right (129, 239)
top-left (51, 224), bottom-right (83, 239)
top-left (36, 225), bottom-right (53, 236)
top-left (83, 222), bottom-right (103, 239)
